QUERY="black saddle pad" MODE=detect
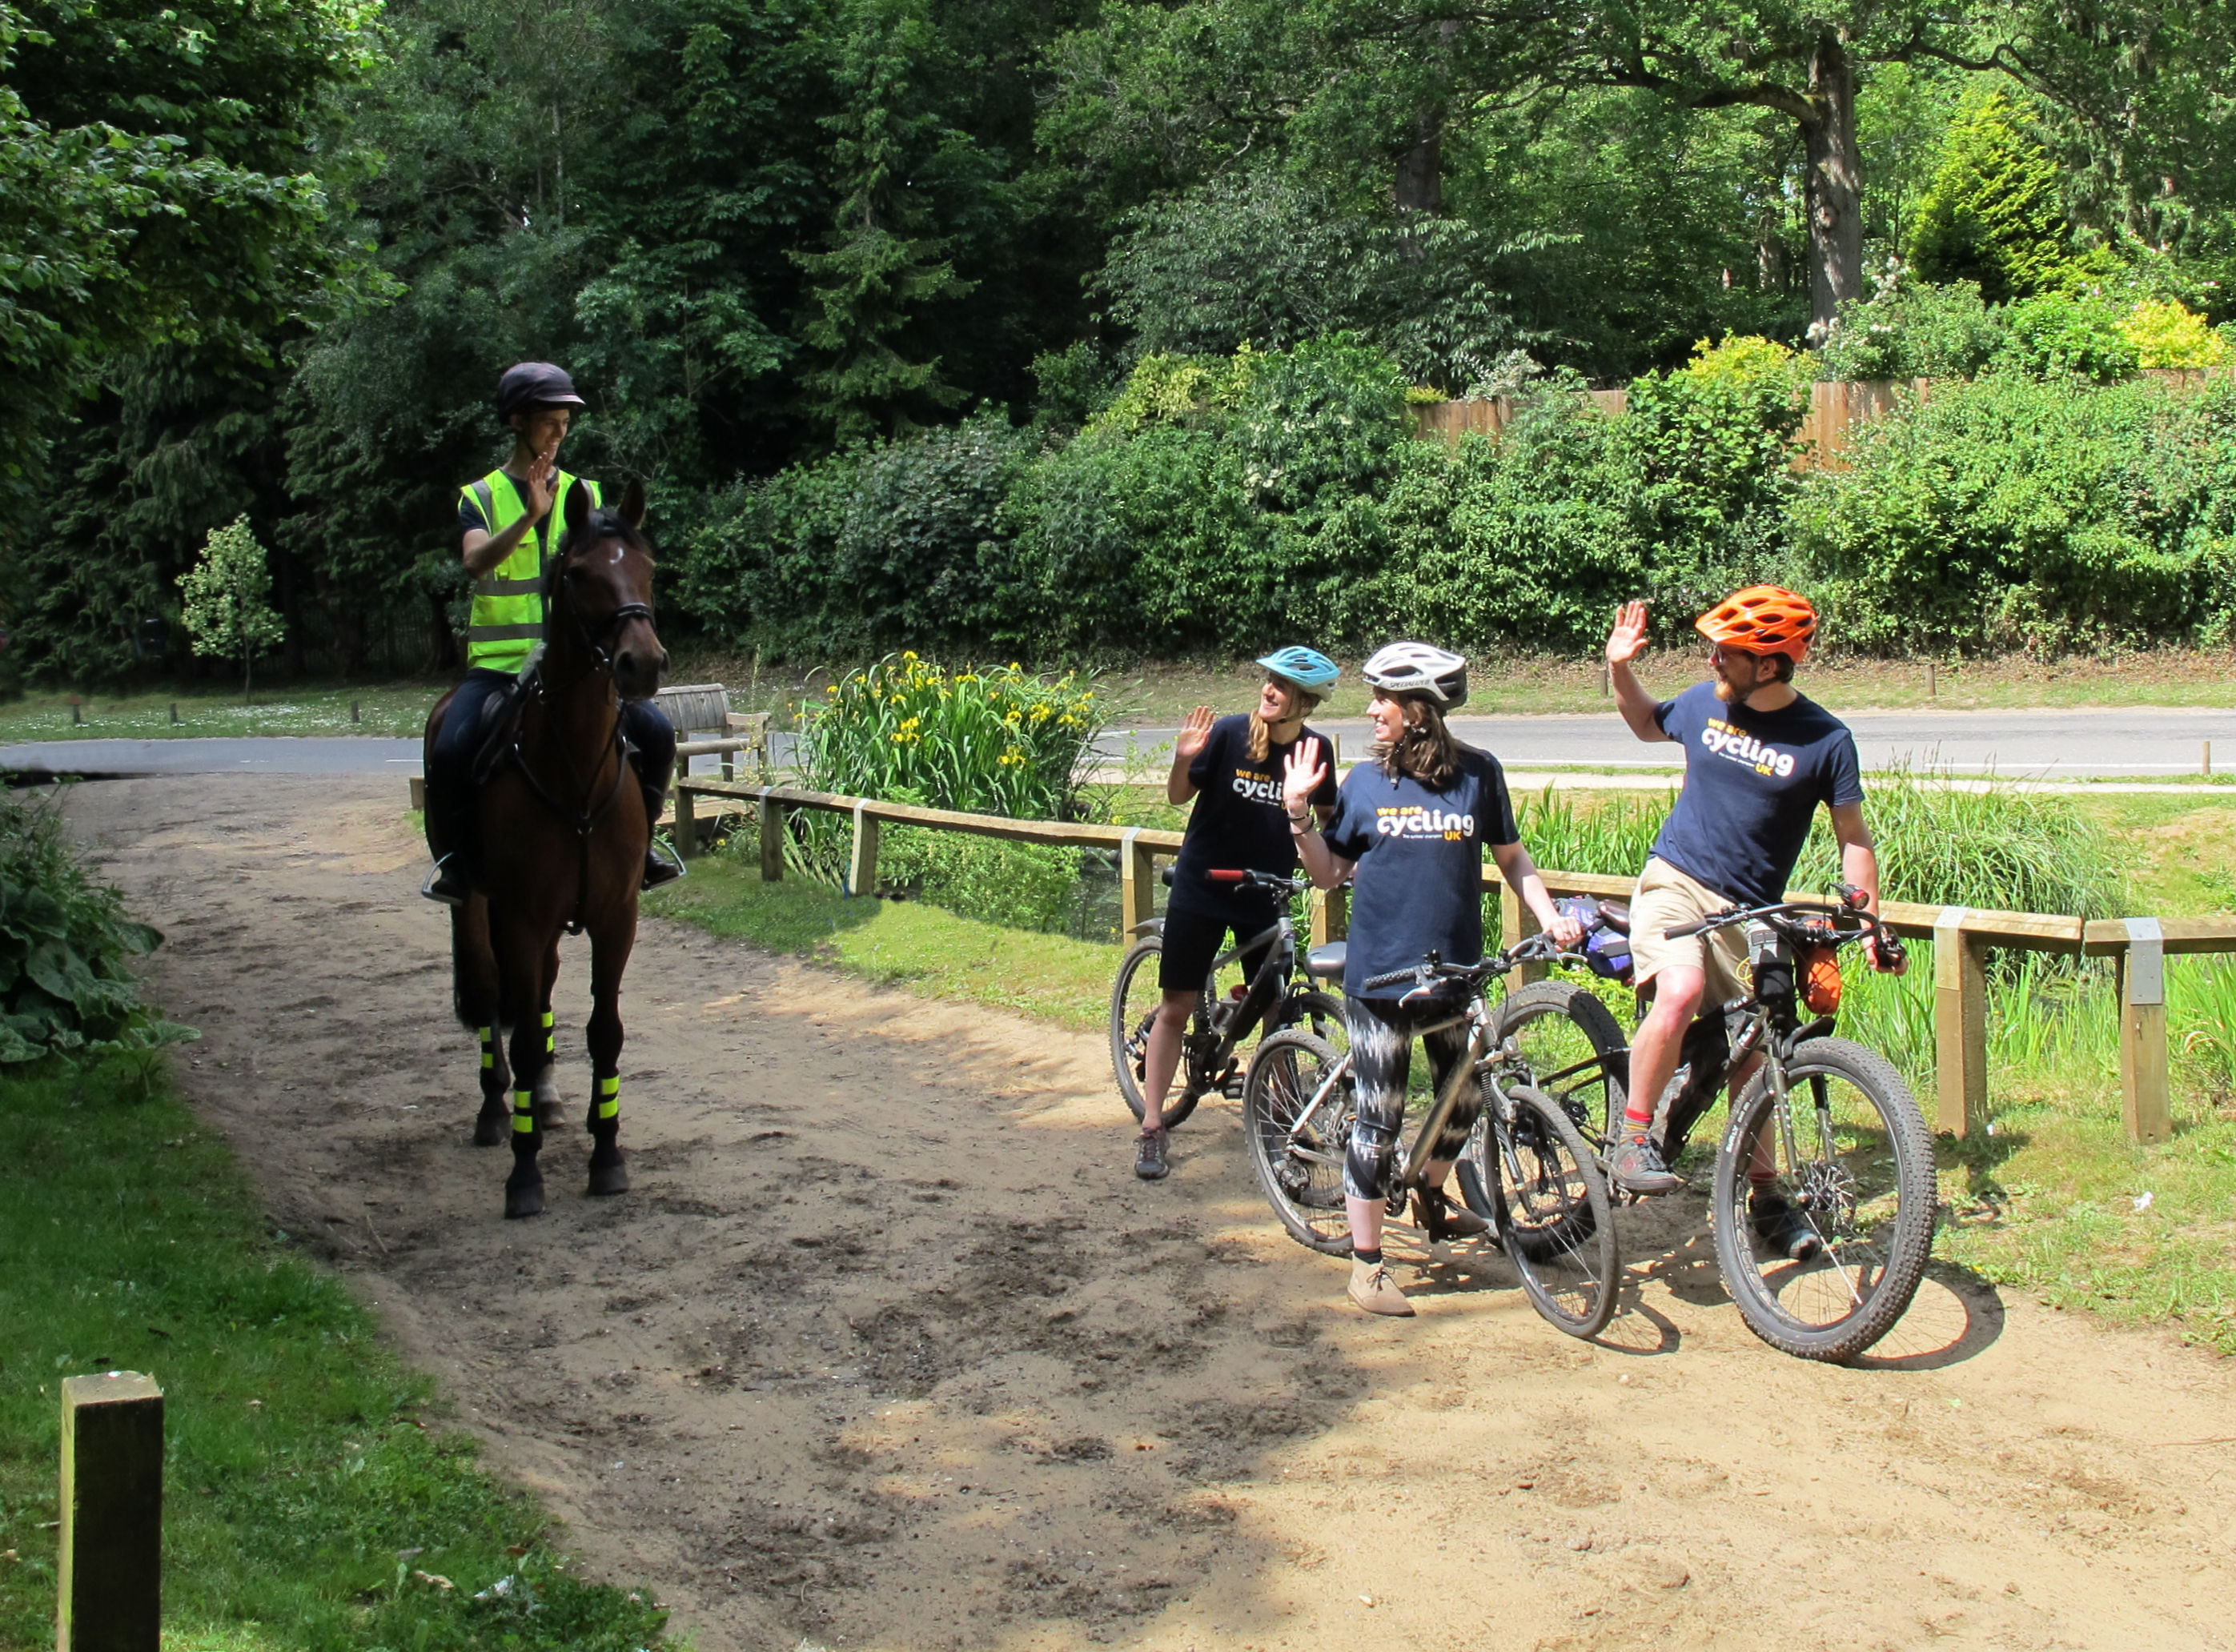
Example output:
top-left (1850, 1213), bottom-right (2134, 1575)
top-left (468, 667), bottom-right (535, 787)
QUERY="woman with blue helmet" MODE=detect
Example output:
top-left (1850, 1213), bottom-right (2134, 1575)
top-left (1133, 647), bottom-right (1343, 1181)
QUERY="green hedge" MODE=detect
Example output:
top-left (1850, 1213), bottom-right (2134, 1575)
top-left (672, 333), bottom-right (2236, 660)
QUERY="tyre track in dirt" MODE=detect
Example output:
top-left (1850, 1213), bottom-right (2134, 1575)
top-left (62, 774), bottom-right (2236, 1651)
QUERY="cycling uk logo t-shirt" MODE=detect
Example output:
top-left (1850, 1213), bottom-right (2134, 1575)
top-left (1170, 713), bottom-right (1339, 914)
top-left (1321, 748), bottom-right (1519, 1000)
top-left (1648, 680), bottom-right (1865, 909)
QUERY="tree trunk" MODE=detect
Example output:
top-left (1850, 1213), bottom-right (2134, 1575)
top-left (427, 588), bottom-right (460, 673)
top-left (1802, 31), bottom-right (1863, 343)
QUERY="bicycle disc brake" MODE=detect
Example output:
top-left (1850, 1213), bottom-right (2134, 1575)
top-left (1796, 1156), bottom-right (1858, 1233)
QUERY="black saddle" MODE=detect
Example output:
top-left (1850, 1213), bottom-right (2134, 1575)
top-left (468, 661), bottom-right (537, 788)
top-left (1305, 942), bottom-right (1346, 980)
top-left (1595, 899), bottom-right (1631, 936)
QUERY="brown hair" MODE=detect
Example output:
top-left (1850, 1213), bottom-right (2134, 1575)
top-left (1373, 694), bottom-right (1468, 788)
top-left (1246, 683), bottom-right (1324, 764)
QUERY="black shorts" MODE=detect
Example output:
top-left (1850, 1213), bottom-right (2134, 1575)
top-left (1158, 897), bottom-right (1280, 994)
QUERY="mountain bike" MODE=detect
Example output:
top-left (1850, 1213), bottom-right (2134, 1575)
top-left (1241, 932), bottom-right (1620, 1338)
top-left (1110, 869), bottom-right (1346, 1129)
top-left (1491, 885), bottom-right (1936, 1362)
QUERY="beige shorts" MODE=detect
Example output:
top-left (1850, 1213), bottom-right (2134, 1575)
top-left (1628, 857), bottom-right (1748, 1004)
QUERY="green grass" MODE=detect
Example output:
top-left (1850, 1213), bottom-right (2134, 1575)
top-left (0, 1056), bottom-right (670, 1652)
top-left (0, 683), bottom-right (437, 741)
top-left (647, 849), bottom-right (1119, 1033)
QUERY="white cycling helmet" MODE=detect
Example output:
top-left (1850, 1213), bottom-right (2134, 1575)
top-left (1362, 640), bottom-right (1468, 708)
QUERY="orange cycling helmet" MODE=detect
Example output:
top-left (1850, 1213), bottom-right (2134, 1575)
top-left (1696, 585), bottom-right (1817, 665)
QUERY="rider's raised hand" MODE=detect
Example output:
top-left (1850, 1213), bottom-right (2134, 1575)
top-left (1174, 704), bottom-right (1214, 763)
top-left (524, 445), bottom-right (558, 523)
top-left (1606, 599), bottom-right (1650, 667)
top-left (1282, 737), bottom-right (1328, 816)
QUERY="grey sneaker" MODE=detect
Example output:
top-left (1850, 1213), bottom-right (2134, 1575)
top-left (1134, 1127), bottom-right (1170, 1181)
top-left (1609, 1131), bottom-right (1682, 1196)
top-left (1347, 1258), bottom-right (1415, 1317)
top-left (1749, 1189), bottom-right (1824, 1262)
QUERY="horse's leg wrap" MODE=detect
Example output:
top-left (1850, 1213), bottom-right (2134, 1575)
top-left (532, 1007), bottom-right (564, 1130)
top-left (472, 1022), bottom-right (509, 1147)
top-left (504, 1083), bottom-right (545, 1218)
top-left (587, 1072), bottom-right (628, 1196)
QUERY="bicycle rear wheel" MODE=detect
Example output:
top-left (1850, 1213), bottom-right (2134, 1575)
top-left (1712, 1037), bottom-right (1937, 1362)
top-left (1458, 980), bottom-right (1625, 1217)
top-left (1242, 1028), bottom-right (1355, 1255)
top-left (1488, 1084), bottom-right (1620, 1338)
top-left (1110, 935), bottom-right (1204, 1129)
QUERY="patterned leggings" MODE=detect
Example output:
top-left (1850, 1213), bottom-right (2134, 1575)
top-left (1343, 995), bottom-right (1477, 1202)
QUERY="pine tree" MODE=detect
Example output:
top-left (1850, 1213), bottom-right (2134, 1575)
top-left (1907, 89), bottom-right (2074, 304)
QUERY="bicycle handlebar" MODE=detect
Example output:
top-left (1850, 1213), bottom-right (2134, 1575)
top-left (1359, 929), bottom-right (1594, 999)
top-left (1205, 868), bottom-right (1311, 896)
top-left (1660, 880), bottom-right (1907, 969)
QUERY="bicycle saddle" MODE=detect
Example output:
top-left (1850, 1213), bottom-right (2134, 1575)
top-left (1305, 942), bottom-right (1347, 980)
top-left (1595, 900), bottom-right (1631, 936)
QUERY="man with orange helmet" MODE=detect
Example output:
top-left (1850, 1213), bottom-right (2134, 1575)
top-left (1603, 588), bottom-right (1905, 1250)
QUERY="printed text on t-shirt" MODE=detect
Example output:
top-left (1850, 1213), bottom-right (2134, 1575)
top-left (1700, 717), bottom-right (1796, 778)
top-left (1375, 804), bottom-right (1474, 841)
top-left (1230, 768), bottom-right (1283, 808)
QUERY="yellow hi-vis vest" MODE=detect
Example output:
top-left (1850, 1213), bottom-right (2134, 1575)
top-left (457, 467), bottom-right (603, 674)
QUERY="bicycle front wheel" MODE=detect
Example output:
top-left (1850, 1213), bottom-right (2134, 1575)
top-left (1242, 1028), bottom-right (1355, 1255)
top-left (1110, 935), bottom-right (1202, 1129)
top-left (1712, 1037), bottom-right (1937, 1362)
top-left (1490, 979), bottom-right (1628, 1141)
top-left (1488, 1084), bottom-right (1620, 1338)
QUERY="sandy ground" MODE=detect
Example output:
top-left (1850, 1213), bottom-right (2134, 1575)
top-left (60, 773), bottom-right (2236, 1652)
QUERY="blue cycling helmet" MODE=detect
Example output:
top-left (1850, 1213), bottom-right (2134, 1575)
top-left (1255, 647), bottom-right (1341, 696)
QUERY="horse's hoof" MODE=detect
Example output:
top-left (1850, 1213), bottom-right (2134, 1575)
top-left (587, 1152), bottom-right (629, 1197)
top-left (504, 1182), bottom-right (545, 1219)
top-left (473, 1105), bottom-right (508, 1148)
top-left (535, 1101), bottom-right (568, 1133)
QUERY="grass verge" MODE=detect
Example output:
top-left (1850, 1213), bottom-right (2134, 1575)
top-left (646, 850), bottom-right (1118, 1034)
top-left (0, 1055), bottom-right (669, 1651)
top-left (0, 684), bottom-right (437, 742)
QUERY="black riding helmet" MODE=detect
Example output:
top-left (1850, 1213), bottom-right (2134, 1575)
top-left (496, 361), bottom-right (586, 422)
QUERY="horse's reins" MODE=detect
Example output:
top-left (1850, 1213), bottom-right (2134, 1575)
top-left (510, 577), bottom-right (656, 935)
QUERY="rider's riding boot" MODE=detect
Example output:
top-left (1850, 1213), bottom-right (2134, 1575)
top-left (640, 780), bottom-right (684, 889)
top-left (422, 855), bottom-right (472, 908)
top-left (1609, 1126), bottom-right (1684, 1196)
top-left (1347, 1257), bottom-right (1415, 1317)
top-left (1748, 1189), bottom-right (1824, 1262)
top-left (1412, 1186), bottom-right (1491, 1242)
top-left (1134, 1125), bottom-right (1170, 1181)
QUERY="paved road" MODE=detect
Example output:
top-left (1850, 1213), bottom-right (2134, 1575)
top-left (1101, 705), bottom-right (2236, 777)
top-left (6, 704), bottom-right (2235, 782)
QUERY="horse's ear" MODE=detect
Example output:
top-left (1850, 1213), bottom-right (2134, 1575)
top-left (620, 476), bottom-right (645, 530)
top-left (562, 475), bottom-right (592, 543)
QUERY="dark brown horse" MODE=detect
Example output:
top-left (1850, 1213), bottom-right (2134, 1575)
top-left (422, 478), bottom-right (667, 1217)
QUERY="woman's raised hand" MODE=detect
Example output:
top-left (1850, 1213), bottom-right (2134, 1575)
top-left (1605, 599), bottom-right (1649, 667)
top-left (1282, 737), bottom-right (1328, 816)
top-left (1174, 704), bottom-right (1214, 763)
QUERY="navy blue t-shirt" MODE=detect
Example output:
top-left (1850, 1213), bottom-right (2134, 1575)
top-left (1321, 748), bottom-right (1519, 1000)
top-left (1170, 715), bottom-right (1337, 913)
top-left (1649, 681), bottom-right (1865, 908)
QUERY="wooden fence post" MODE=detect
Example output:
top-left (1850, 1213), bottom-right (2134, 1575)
top-left (2118, 918), bottom-right (2171, 1145)
top-left (1933, 906), bottom-right (1987, 1137)
top-left (1310, 885), bottom-right (1348, 945)
top-left (846, 800), bottom-right (879, 897)
top-left (58, 1370), bottom-right (163, 1652)
top-left (1119, 828), bottom-right (1154, 939)
top-left (757, 788), bottom-right (785, 883)
top-left (672, 785), bottom-right (696, 860)
top-left (1498, 875), bottom-right (1546, 984)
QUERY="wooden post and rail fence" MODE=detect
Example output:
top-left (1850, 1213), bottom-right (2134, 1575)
top-left (676, 775), bottom-right (2236, 1148)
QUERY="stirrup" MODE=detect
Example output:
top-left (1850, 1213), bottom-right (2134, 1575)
top-left (421, 856), bottom-right (472, 908)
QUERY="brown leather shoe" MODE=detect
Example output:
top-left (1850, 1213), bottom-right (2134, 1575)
top-left (1347, 1258), bottom-right (1415, 1317)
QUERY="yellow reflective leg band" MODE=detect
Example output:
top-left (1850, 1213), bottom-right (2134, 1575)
top-left (512, 1089), bottom-right (535, 1133)
top-left (479, 1025), bottom-right (494, 1069)
top-left (596, 1073), bottom-right (620, 1121)
top-left (542, 1009), bottom-right (556, 1058)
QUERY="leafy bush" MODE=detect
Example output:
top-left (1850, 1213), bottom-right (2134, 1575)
top-left (2121, 299), bottom-right (2230, 369)
top-left (877, 827), bottom-right (1086, 932)
top-left (1819, 275), bottom-right (2006, 381)
top-left (1997, 293), bottom-right (2139, 383)
top-left (0, 794), bottom-right (193, 1063)
top-left (1793, 372), bottom-right (2236, 653)
top-left (797, 652), bottom-right (1106, 820)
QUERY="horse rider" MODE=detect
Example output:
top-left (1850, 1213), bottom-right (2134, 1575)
top-left (422, 360), bottom-right (683, 906)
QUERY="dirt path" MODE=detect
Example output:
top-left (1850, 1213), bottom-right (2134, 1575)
top-left (63, 774), bottom-right (2236, 1652)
